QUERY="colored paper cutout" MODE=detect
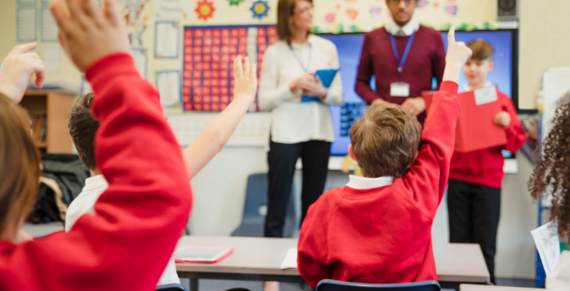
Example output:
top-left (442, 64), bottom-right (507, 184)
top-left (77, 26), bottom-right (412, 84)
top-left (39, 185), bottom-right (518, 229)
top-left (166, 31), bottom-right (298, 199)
top-left (325, 12), bottom-right (336, 24)
top-left (345, 8), bottom-right (358, 20)
top-left (195, 0), bottom-right (215, 21)
top-left (251, 0), bottom-right (270, 19)
top-left (227, 0), bottom-right (243, 6)
top-left (417, 0), bottom-right (429, 8)
top-left (445, 5), bottom-right (457, 15)
top-left (369, 6), bottom-right (381, 18)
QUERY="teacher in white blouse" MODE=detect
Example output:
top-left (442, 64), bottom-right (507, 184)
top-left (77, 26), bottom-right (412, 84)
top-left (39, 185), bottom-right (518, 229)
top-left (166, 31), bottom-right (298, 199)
top-left (258, 0), bottom-right (342, 238)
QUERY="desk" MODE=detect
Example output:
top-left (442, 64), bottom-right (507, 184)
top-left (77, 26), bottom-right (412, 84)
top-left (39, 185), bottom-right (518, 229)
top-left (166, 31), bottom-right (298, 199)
top-left (460, 284), bottom-right (543, 291)
top-left (176, 237), bottom-right (490, 291)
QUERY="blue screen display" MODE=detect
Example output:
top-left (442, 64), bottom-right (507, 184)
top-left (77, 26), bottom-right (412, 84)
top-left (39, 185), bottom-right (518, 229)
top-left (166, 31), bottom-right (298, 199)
top-left (321, 30), bottom-right (515, 156)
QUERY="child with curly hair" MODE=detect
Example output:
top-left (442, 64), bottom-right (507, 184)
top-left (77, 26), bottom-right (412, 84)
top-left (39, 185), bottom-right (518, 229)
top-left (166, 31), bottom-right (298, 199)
top-left (528, 94), bottom-right (570, 290)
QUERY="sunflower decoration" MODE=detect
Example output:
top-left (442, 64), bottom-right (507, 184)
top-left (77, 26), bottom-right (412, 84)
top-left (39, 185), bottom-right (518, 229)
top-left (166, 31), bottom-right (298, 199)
top-left (250, 0), bottom-right (270, 19)
top-left (195, 0), bottom-right (215, 21)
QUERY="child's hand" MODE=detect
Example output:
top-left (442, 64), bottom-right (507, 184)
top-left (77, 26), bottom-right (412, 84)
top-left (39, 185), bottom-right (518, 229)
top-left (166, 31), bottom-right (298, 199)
top-left (442, 26), bottom-right (472, 83)
top-left (494, 111), bottom-right (510, 129)
top-left (50, 0), bottom-right (130, 72)
top-left (0, 43), bottom-right (45, 103)
top-left (233, 55), bottom-right (257, 103)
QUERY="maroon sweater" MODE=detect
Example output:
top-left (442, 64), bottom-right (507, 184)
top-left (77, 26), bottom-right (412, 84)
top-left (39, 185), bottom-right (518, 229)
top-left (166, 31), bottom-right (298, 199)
top-left (355, 25), bottom-right (446, 123)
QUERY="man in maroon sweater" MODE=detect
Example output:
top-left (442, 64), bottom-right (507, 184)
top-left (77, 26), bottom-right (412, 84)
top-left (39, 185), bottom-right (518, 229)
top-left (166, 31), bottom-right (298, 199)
top-left (355, 0), bottom-right (446, 124)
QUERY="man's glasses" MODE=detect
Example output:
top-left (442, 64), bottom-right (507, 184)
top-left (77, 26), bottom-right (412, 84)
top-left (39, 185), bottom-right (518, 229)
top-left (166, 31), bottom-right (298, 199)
top-left (293, 6), bottom-right (314, 15)
top-left (386, 0), bottom-right (417, 5)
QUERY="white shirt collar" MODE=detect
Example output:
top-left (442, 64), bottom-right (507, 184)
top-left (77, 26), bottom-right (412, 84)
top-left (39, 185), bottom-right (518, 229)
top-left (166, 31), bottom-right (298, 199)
top-left (290, 34), bottom-right (314, 49)
top-left (385, 19), bottom-right (420, 36)
top-left (464, 81), bottom-right (493, 92)
top-left (82, 174), bottom-right (108, 191)
top-left (346, 175), bottom-right (394, 190)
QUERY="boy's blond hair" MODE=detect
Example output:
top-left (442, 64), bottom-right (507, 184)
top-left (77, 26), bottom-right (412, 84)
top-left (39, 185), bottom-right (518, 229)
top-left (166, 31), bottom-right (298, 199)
top-left (467, 39), bottom-right (494, 61)
top-left (350, 102), bottom-right (422, 178)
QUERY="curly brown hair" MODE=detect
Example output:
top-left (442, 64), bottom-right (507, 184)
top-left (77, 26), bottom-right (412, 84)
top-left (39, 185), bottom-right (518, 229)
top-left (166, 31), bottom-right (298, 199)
top-left (528, 93), bottom-right (570, 237)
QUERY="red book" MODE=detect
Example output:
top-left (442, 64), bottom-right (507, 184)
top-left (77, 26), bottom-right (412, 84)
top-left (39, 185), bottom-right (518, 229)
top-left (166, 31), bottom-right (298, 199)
top-left (422, 85), bottom-right (506, 153)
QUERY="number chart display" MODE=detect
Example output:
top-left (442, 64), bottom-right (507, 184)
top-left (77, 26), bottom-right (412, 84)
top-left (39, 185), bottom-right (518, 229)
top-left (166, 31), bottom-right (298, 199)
top-left (182, 25), bottom-right (277, 112)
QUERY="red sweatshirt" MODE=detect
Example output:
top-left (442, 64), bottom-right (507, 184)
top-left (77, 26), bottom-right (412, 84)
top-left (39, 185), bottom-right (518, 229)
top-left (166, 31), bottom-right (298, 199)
top-left (449, 92), bottom-right (527, 188)
top-left (0, 54), bottom-right (192, 291)
top-left (355, 26), bottom-right (446, 124)
top-left (298, 82), bottom-right (460, 289)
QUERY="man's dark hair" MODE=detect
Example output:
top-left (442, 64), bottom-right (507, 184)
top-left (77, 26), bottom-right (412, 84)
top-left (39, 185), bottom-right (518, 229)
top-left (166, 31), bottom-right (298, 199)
top-left (68, 93), bottom-right (99, 170)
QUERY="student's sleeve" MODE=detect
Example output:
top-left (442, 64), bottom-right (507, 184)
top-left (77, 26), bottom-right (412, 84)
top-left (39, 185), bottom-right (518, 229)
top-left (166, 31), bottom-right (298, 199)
top-left (405, 81), bottom-right (460, 215)
top-left (297, 204), bottom-right (332, 290)
top-left (322, 42), bottom-right (343, 105)
top-left (432, 32), bottom-right (446, 89)
top-left (257, 46), bottom-right (297, 111)
top-left (355, 33), bottom-right (379, 105)
top-left (0, 53), bottom-right (192, 291)
top-left (501, 94), bottom-right (527, 152)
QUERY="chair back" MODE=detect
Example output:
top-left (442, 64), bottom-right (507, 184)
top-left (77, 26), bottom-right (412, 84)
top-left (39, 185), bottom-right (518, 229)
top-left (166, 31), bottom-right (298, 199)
top-left (316, 279), bottom-right (441, 291)
top-left (157, 283), bottom-right (187, 291)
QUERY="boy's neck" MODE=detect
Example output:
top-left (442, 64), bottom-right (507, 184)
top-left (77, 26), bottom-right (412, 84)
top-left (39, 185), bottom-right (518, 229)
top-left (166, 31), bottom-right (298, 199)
top-left (90, 168), bottom-right (102, 177)
top-left (468, 81), bottom-right (488, 90)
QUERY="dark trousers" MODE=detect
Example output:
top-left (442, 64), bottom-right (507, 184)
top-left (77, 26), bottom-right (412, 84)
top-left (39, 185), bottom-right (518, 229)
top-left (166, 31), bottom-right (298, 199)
top-left (447, 178), bottom-right (501, 284)
top-left (264, 140), bottom-right (331, 238)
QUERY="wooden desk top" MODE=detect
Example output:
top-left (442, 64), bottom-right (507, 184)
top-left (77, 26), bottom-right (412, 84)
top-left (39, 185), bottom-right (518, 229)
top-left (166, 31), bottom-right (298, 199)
top-left (460, 284), bottom-right (543, 291)
top-left (176, 236), bottom-right (490, 283)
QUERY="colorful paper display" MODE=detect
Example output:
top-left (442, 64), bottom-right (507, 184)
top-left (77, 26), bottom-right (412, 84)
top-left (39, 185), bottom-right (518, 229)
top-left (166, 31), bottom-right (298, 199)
top-left (182, 25), bottom-right (278, 112)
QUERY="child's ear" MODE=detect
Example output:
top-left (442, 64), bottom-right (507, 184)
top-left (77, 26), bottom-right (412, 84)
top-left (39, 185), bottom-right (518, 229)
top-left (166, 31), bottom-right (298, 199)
top-left (489, 60), bottom-right (495, 72)
top-left (408, 151), bottom-right (419, 168)
top-left (348, 144), bottom-right (356, 161)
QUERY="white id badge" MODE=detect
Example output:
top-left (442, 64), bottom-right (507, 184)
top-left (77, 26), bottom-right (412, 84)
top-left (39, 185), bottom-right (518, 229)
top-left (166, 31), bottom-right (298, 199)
top-left (390, 82), bottom-right (410, 97)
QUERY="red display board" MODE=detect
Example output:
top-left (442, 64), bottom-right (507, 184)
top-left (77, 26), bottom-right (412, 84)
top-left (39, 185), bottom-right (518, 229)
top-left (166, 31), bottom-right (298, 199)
top-left (182, 25), bottom-right (277, 112)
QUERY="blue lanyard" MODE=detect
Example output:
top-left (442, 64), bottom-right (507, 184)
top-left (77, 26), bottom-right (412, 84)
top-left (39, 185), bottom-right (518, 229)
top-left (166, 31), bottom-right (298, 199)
top-left (290, 46), bottom-right (312, 72)
top-left (389, 30), bottom-right (416, 76)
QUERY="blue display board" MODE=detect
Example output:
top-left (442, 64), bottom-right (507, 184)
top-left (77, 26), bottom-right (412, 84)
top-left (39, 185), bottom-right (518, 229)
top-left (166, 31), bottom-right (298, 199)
top-left (321, 30), bottom-right (517, 156)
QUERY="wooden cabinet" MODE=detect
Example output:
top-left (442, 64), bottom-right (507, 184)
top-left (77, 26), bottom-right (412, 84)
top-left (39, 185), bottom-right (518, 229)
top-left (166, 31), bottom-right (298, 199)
top-left (19, 90), bottom-right (75, 154)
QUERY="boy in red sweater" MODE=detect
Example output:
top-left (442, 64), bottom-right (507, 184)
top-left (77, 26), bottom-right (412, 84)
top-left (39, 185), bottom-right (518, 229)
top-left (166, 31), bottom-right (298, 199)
top-left (297, 28), bottom-right (472, 289)
top-left (447, 40), bottom-right (527, 285)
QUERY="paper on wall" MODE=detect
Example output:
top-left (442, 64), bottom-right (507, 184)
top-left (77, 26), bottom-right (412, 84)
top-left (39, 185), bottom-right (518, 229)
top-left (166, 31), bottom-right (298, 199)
top-left (281, 248), bottom-right (298, 270)
top-left (155, 22), bottom-right (179, 59)
top-left (36, 46), bottom-right (62, 73)
top-left (40, 7), bottom-right (59, 42)
top-left (157, 71), bottom-right (181, 107)
top-left (531, 220), bottom-right (561, 276)
top-left (17, 7), bottom-right (37, 42)
top-left (154, 0), bottom-right (193, 20)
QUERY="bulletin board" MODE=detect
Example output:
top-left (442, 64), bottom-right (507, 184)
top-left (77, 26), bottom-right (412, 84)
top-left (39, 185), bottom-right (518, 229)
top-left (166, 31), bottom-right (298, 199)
top-left (182, 24), bottom-right (277, 112)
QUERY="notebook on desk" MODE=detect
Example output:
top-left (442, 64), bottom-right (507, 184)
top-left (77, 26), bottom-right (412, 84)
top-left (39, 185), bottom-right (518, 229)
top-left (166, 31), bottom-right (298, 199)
top-left (174, 246), bottom-right (235, 264)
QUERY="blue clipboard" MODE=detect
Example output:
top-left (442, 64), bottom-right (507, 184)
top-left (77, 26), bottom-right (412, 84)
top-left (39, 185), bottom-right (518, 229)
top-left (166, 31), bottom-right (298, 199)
top-left (301, 69), bottom-right (338, 103)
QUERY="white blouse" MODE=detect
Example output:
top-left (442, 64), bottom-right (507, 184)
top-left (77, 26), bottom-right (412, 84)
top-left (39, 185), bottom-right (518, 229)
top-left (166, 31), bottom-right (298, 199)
top-left (547, 251), bottom-right (570, 290)
top-left (258, 34), bottom-right (343, 144)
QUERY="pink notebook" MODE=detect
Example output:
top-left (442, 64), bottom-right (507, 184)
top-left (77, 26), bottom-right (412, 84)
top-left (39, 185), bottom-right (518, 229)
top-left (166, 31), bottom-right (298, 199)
top-left (174, 246), bottom-right (235, 264)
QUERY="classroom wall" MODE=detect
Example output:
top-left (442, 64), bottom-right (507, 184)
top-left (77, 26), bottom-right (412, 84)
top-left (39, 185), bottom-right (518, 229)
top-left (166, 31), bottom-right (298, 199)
top-left (519, 0), bottom-right (570, 110)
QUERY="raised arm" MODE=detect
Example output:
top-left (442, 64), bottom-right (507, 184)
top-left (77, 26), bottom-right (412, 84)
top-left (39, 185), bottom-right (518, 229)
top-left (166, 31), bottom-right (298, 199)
top-left (406, 27), bottom-right (472, 214)
top-left (183, 56), bottom-right (257, 178)
top-left (0, 1), bottom-right (192, 290)
top-left (0, 43), bottom-right (45, 103)
top-left (355, 33), bottom-right (378, 105)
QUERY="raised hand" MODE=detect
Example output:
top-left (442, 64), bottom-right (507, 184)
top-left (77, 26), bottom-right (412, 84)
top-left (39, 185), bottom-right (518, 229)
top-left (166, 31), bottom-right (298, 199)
top-left (442, 26), bottom-right (473, 83)
top-left (50, 0), bottom-right (130, 72)
top-left (0, 43), bottom-right (45, 103)
top-left (233, 55), bottom-right (257, 103)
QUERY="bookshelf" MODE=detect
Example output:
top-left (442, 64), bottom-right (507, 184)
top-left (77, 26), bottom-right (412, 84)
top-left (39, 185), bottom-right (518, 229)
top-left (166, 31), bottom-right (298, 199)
top-left (19, 90), bottom-right (75, 154)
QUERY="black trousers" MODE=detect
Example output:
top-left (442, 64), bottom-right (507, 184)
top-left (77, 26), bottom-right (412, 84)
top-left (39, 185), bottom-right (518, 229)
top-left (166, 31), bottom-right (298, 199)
top-left (264, 140), bottom-right (331, 238)
top-left (447, 178), bottom-right (501, 285)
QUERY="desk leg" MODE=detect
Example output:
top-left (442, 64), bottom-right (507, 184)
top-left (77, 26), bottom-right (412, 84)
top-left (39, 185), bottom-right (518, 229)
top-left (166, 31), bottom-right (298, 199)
top-left (190, 278), bottom-right (198, 291)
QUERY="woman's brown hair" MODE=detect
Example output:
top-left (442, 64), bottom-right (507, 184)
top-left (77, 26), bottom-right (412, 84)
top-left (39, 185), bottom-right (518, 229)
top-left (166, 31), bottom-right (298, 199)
top-left (277, 0), bottom-right (313, 46)
top-left (0, 93), bottom-right (40, 239)
top-left (528, 93), bottom-right (570, 238)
